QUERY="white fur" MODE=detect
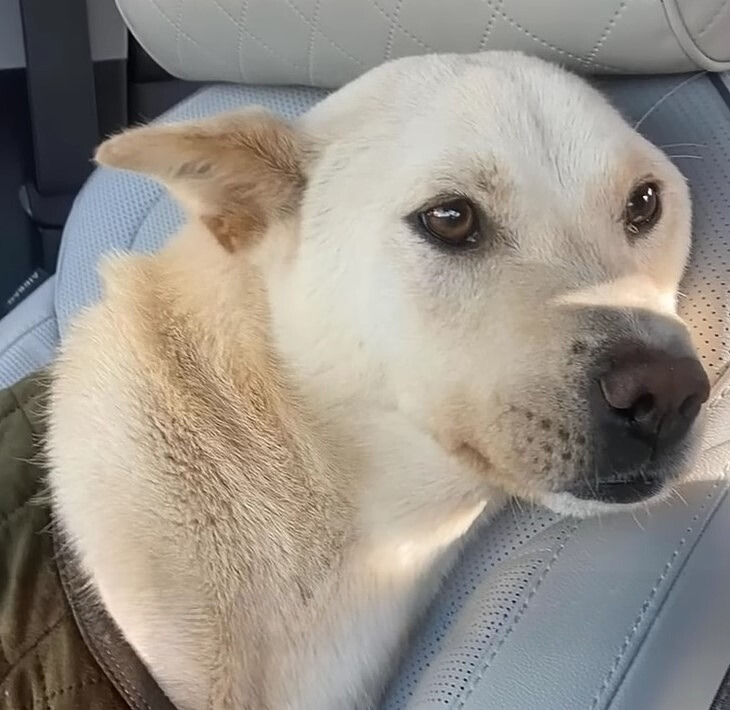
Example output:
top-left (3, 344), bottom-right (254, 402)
top-left (49, 52), bottom-right (700, 709)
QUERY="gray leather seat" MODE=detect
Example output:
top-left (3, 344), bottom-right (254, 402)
top-left (1, 2), bottom-right (729, 708)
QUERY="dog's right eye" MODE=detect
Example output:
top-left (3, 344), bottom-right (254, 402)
top-left (417, 199), bottom-right (481, 248)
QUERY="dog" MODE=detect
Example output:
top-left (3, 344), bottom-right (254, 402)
top-left (47, 51), bottom-right (709, 708)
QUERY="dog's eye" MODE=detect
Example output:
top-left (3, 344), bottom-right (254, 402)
top-left (418, 199), bottom-right (480, 247)
top-left (624, 182), bottom-right (660, 236)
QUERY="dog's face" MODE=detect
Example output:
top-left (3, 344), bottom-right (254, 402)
top-left (97, 52), bottom-right (709, 516)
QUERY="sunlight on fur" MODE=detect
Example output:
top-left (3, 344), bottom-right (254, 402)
top-left (48, 52), bottom-right (709, 709)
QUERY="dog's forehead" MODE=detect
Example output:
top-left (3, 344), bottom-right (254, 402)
top-left (305, 53), bottom-right (639, 193)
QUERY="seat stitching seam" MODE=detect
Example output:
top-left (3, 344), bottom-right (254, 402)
top-left (280, 0), bottom-right (365, 68)
top-left (209, 0), bottom-right (363, 70)
top-left (174, 0), bottom-right (184, 75)
top-left (370, 0), bottom-right (432, 51)
top-left (202, 0), bottom-right (237, 24)
top-left (698, 0), bottom-right (730, 36)
top-left (588, 475), bottom-right (728, 709)
top-left (105, 654), bottom-right (153, 710)
top-left (307, 0), bottom-right (322, 84)
top-left (384, 0), bottom-right (406, 61)
top-left (235, 0), bottom-right (251, 83)
top-left (0, 614), bottom-right (67, 687)
top-left (587, 0), bottom-right (632, 62)
top-left (478, 0), bottom-right (502, 50)
top-left (0, 402), bottom-right (21, 423)
top-left (80, 610), bottom-right (153, 710)
top-left (0, 499), bottom-right (33, 535)
top-left (45, 677), bottom-right (104, 701)
top-left (38, 653), bottom-right (50, 710)
top-left (237, 24), bottom-right (308, 72)
top-left (140, 0), bottom-right (231, 73)
top-left (455, 521), bottom-right (581, 709)
top-left (478, 0), bottom-right (620, 71)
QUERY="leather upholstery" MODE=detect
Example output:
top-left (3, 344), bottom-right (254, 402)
top-left (115, 0), bottom-right (730, 87)
top-left (1, 2), bottom-right (729, 705)
top-left (0, 71), bottom-right (727, 710)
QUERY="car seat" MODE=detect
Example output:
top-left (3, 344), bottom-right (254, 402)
top-left (1, 2), bottom-right (730, 708)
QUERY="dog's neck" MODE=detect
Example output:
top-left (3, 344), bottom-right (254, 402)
top-left (50, 226), bottom-right (494, 709)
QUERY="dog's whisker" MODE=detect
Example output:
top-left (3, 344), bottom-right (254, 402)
top-left (630, 511), bottom-right (645, 531)
top-left (634, 72), bottom-right (706, 130)
top-left (673, 488), bottom-right (689, 506)
top-left (667, 154), bottom-right (704, 161)
top-left (642, 500), bottom-right (652, 518)
top-left (580, 468), bottom-right (596, 499)
top-left (508, 498), bottom-right (520, 524)
top-left (659, 142), bottom-right (706, 150)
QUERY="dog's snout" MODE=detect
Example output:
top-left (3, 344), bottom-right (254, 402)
top-left (575, 343), bottom-right (711, 505)
top-left (599, 349), bottom-right (710, 443)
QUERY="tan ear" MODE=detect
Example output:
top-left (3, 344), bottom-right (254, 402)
top-left (95, 109), bottom-right (306, 251)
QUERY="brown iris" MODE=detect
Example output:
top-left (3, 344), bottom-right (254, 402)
top-left (624, 182), bottom-right (661, 236)
top-left (418, 199), bottom-right (480, 247)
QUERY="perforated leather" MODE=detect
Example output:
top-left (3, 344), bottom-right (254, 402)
top-left (0, 279), bottom-right (58, 388)
top-left (115, 0), bottom-right (730, 88)
top-left (381, 511), bottom-right (576, 708)
top-left (595, 73), bottom-right (730, 378)
top-left (0, 67), bottom-right (729, 710)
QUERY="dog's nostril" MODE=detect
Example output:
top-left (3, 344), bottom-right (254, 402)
top-left (679, 394), bottom-right (702, 420)
top-left (628, 393), bottom-right (656, 426)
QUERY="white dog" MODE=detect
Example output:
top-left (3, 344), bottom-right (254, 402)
top-left (49, 52), bottom-right (709, 708)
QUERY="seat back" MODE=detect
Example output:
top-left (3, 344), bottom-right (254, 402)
top-left (116, 0), bottom-right (730, 87)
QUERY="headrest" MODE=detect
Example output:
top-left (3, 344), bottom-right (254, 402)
top-left (116, 0), bottom-right (730, 87)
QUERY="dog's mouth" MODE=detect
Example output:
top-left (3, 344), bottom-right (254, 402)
top-left (458, 440), bottom-right (672, 507)
top-left (569, 474), bottom-right (665, 505)
top-left (567, 440), bottom-right (691, 505)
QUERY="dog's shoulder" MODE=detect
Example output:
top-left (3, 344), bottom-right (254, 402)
top-left (47, 228), bottom-right (357, 706)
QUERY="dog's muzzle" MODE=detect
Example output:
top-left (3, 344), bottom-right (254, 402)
top-left (570, 341), bottom-right (710, 504)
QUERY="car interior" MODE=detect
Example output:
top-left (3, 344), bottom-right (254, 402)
top-left (0, 1), bottom-right (729, 708)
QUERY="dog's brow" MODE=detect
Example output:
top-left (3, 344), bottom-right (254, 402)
top-left (472, 163), bottom-right (514, 199)
top-left (474, 165), bottom-right (500, 194)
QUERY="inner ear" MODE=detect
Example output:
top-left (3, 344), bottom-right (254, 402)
top-left (95, 109), bottom-right (307, 252)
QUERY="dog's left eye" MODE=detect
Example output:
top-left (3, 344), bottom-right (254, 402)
top-left (417, 199), bottom-right (481, 248)
top-left (624, 182), bottom-right (661, 236)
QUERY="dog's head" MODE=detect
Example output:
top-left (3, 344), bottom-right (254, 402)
top-left (97, 52), bottom-right (709, 516)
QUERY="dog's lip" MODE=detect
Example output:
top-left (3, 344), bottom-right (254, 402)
top-left (461, 441), bottom-right (668, 506)
top-left (570, 475), bottom-right (665, 504)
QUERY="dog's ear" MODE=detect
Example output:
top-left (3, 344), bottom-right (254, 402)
top-left (95, 109), bottom-right (306, 252)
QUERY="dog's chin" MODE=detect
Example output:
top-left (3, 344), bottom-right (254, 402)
top-left (552, 445), bottom-right (696, 516)
top-left (456, 440), bottom-right (692, 518)
top-left (537, 484), bottom-right (675, 518)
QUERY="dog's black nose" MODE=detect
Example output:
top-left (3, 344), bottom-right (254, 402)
top-left (575, 343), bottom-right (711, 505)
top-left (598, 347), bottom-right (710, 445)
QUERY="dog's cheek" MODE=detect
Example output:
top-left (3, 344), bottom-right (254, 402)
top-left (486, 392), bottom-right (593, 493)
